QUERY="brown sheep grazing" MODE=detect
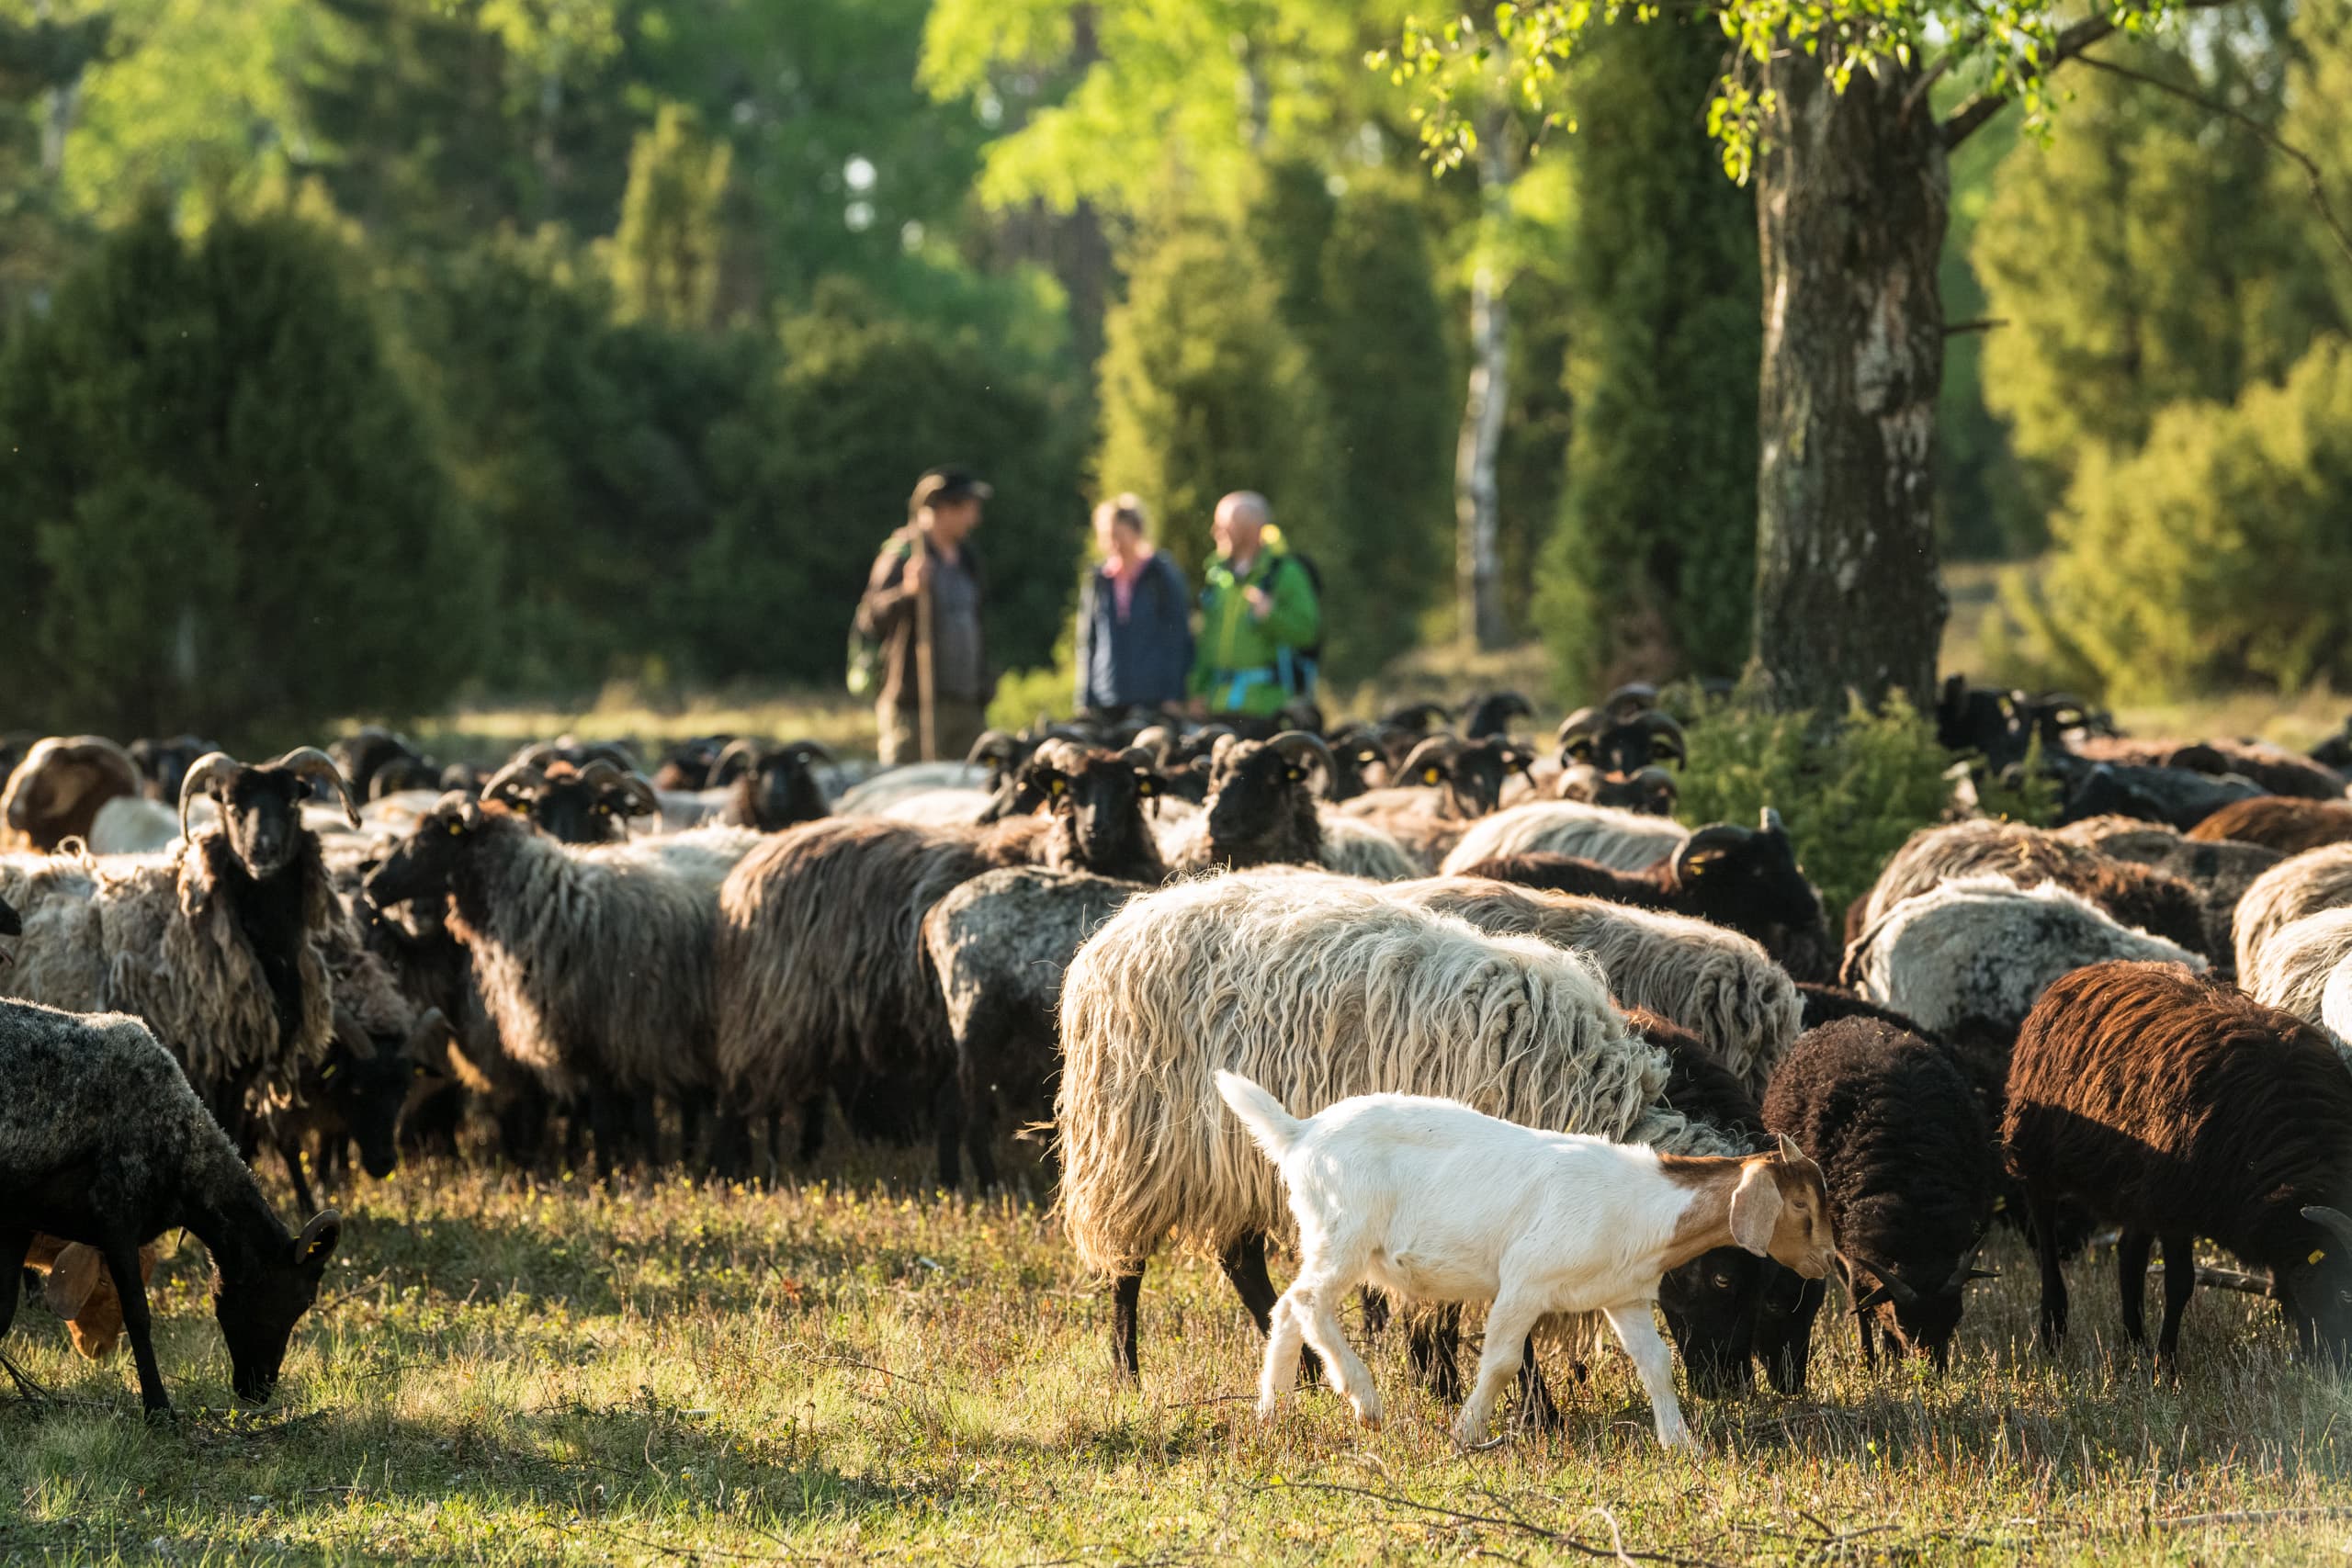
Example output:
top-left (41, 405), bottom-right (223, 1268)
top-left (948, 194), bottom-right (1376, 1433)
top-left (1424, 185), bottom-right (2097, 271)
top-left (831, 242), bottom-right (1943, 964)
top-left (2004, 961), bottom-right (2352, 1368)
top-left (2186, 797), bottom-right (2352, 856)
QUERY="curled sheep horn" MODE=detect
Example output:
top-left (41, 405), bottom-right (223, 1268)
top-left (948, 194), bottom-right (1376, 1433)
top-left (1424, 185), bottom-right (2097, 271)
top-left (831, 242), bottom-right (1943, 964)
top-left (967, 729), bottom-right (1021, 771)
top-left (480, 761), bottom-right (548, 810)
top-left (1396, 734), bottom-right (1459, 787)
top-left (1635, 710), bottom-right (1689, 767)
top-left (509, 741), bottom-right (561, 772)
top-left (1603, 682), bottom-right (1660, 719)
top-left (2301, 1205), bottom-right (2352, 1252)
top-left (576, 759), bottom-right (661, 818)
top-left (712, 737), bottom-right (766, 781)
top-left (273, 747), bottom-right (361, 829)
top-left (177, 752), bottom-right (244, 844)
top-left (1845, 1255), bottom-right (1920, 1314)
top-left (1267, 730), bottom-right (1337, 789)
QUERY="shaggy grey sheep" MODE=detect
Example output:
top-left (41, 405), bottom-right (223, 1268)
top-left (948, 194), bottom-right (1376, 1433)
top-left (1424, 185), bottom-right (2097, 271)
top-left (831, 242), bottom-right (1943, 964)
top-left (1437, 799), bottom-right (1690, 876)
top-left (2233, 842), bottom-right (2352, 979)
top-left (0, 998), bottom-right (343, 1417)
top-left (2242, 908), bottom-right (2352, 1056)
top-left (1843, 876), bottom-right (2206, 1040)
top-left (1855, 819), bottom-right (2211, 959)
top-left (2056, 816), bottom-right (2284, 964)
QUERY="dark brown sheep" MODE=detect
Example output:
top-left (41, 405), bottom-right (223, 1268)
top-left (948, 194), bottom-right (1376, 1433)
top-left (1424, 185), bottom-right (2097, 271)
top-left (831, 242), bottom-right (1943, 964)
top-left (2004, 961), bottom-right (2352, 1367)
top-left (2072, 736), bottom-right (2347, 801)
top-left (2186, 796), bottom-right (2352, 855)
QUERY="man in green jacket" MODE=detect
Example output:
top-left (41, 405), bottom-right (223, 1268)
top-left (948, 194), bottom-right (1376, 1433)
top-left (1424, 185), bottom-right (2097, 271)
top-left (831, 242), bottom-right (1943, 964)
top-left (1189, 491), bottom-right (1321, 720)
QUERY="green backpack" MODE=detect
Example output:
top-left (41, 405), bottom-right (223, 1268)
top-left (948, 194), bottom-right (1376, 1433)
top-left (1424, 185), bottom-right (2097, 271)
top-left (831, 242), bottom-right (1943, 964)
top-left (845, 536), bottom-right (914, 697)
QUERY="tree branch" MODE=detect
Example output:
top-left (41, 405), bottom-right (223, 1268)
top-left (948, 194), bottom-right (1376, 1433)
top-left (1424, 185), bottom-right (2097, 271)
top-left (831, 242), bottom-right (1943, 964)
top-left (2070, 51), bottom-right (2352, 267)
top-left (1938, 0), bottom-right (2242, 151)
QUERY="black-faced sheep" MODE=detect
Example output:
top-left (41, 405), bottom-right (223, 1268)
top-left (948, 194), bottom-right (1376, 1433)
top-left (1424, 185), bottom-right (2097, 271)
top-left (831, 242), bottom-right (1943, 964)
top-left (710, 739), bottom-right (834, 832)
top-left (2188, 796), bottom-right (2352, 856)
top-left (126, 735), bottom-right (223, 804)
top-left (0, 750), bottom-right (361, 1134)
top-left (1056, 871), bottom-right (1668, 1381)
top-left (0, 999), bottom-right (343, 1417)
top-left (1758, 1019), bottom-right (1996, 1387)
top-left (481, 757), bottom-right (662, 844)
top-left (1333, 734), bottom-right (1538, 869)
top-left (2004, 961), bottom-right (2352, 1366)
top-left (1555, 701), bottom-right (1686, 816)
top-left (1159, 731), bottom-right (1337, 874)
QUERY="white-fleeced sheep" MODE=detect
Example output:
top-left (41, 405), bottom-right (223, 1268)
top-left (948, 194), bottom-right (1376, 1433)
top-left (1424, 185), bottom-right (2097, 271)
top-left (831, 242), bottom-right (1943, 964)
top-left (1438, 800), bottom-right (1691, 876)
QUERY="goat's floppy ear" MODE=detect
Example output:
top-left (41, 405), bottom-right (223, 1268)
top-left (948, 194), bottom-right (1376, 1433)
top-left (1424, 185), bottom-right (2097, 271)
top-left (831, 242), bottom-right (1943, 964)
top-left (294, 1211), bottom-right (343, 1278)
top-left (40, 1243), bottom-right (105, 1318)
top-left (1729, 1161), bottom-right (1782, 1258)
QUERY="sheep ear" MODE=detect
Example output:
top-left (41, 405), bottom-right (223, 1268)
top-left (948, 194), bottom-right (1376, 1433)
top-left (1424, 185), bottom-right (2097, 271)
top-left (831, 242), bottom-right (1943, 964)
top-left (1775, 1133), bottom-right (1804, 1164)
top-left (41, 1244), bottom-right (104, 1318)
top-left (294, 1211), bottom-right (343, 1276)
top-left (1728, 1163), bottom-right (1781, 1258)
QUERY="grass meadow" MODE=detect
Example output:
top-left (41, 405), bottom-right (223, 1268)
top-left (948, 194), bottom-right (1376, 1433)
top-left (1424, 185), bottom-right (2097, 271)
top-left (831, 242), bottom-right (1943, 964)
top-left (6, 1144), bottom-right (2352, 1565)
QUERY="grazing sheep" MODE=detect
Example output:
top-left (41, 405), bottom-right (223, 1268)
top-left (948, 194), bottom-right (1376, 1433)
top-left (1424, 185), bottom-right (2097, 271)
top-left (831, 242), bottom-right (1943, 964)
top-left (1311, 813), bottom-right (1425, 880)
top-left (481, 758), bottom-right (662, 844)
top-left (1057, 871), bottom-right (1671, 1379)
top-left (0, 736), bottom-right (144, 852)
top-left (2325, 957), bottom-right (2352, 1045)
top-left (2053, 760), bottom-right (2266, 830)
top-left (1218, 1071), bottom-right (1832, 1450)
top-left (362, 796), bottom-right (747, 1167)
top-left (922, 866), bottom-right (1148, 1189)
top-left (2188, 796), bottom-right (2352, 855)
top-left (2072, 736), bottom-right (2347, 801)
top-left (127, 735), bottom-right (226, 804)
top-left (1555, 702), bottom-right (1687, 816)
top-left (2241, 908), bottom-right (2352, 1055)
top-left (1438, 799), bottom-right (1690, 877)
top-left (1843, 876), bottom-right (2206, 1041)
top-left (2056, 816), bottom-right (2285, 964)
top-left (2004, 962), bottom-right (2352, 1365)
top-left (1758, 1020), bottom-right (1997, 1387)
top-left (1857, 819), bottom-right (2211, 959)
top-left (0, 999), bottom-right (343, 1417)
top-left (2232, 843), bottom-right (2352, 978)
top-left (1388, 879), bottom-right (1804, 1096)
top-left (1458, 807), bottom-right (1824, 956)
top-left (0, 750), bottom-right (361, 1132)
top-left (1336, 734), bottom-right (1538, 866)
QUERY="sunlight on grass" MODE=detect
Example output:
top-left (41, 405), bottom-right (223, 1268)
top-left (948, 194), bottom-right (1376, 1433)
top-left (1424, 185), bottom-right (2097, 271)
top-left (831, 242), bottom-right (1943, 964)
top-left (5, 1155), bottom-right (2350, 1562)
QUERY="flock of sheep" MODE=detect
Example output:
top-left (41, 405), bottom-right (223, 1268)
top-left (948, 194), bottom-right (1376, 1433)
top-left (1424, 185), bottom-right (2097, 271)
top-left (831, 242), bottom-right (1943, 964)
top-left (3, 681), bottom-right (2352, 1442)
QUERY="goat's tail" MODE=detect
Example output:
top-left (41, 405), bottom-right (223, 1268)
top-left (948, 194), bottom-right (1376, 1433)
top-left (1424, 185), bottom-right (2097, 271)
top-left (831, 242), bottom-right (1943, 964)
top-left (1216, 1070), bottom-right (1306, 1162)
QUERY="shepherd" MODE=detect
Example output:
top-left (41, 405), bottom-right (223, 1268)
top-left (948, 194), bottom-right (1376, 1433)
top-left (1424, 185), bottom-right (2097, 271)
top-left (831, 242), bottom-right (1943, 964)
top-left (854, 467), bottom-right (996, 764)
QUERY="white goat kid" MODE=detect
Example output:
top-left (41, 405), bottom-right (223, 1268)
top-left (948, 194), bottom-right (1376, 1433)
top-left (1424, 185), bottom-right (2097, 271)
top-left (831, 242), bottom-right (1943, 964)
top-left (1216, 1071), bottom-right (1836, 1450)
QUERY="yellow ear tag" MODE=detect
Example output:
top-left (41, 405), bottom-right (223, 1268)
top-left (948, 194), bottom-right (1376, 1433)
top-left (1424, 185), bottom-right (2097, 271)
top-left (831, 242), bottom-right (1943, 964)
top-left (1285, 767), bottom-right (1304, 783)
top-left (447, 821), bottom-right (463, 836)
top-left (1422, 767), bottom-right (1442, 784)
top-left (1137, 780), bottom-right (1155, 796)
top-left (1048, 778), bottom-right (1066, 795)
top-left (2312, 1248), bottom-right (2327, 1266)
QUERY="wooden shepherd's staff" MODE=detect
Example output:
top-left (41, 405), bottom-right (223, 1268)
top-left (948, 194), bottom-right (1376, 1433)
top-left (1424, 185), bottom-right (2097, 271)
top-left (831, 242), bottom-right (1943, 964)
top-left (912, 527), bottom-right (937, 762)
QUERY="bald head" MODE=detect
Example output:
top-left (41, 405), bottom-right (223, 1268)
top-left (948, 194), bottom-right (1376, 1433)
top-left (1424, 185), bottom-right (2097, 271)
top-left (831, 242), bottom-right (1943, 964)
top-left (1214, 491), bottom-right (1270, 562)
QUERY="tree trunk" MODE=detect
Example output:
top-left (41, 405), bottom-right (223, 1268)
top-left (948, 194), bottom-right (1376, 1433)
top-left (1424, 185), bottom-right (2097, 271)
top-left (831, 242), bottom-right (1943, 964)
top-left (1747, 57), bottom-right (1949, 715)
top-left (1456, 118), bottom-right (1511, 651)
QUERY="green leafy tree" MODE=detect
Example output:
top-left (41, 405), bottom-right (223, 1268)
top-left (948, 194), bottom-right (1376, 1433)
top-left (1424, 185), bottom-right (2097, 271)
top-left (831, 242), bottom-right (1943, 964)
top-left (1538, 12), bottom-right (1759, 692)
top-left (1997, 334), bottom-right (2352, 701)
top-left (1973, 18), bottom-right (2343, 516)
top-left (0, 203), bottom-right (482, 739)
top-left (605, 101), bottom-right (732, 331)
top-left (1092, 216), bottom-right (1357, 667)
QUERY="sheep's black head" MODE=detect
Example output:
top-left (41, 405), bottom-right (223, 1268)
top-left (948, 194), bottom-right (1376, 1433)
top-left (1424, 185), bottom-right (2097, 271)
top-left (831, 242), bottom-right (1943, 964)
top-left (128, 734), bottom-right (222, 803)
top-left (969, 729), bottom-right (1046, 822)
top-left (481, 758), bottom-right (659, 844)
top-left (1204, 731), bottom-right (1333, 860)
top-left (1396, 735), bottom-right (1538, 818)
top-left (323, 1007), bottom-right (451, 1181)
top-left (1750, 1268), bottom-right (1828, 1394)
top-left (1029, 746), bottom-right (1167, 877)
top-left (2280, 1205), bottom-right (2352, 1362)
top-left (367, 754), bottom-right (443, 799)
top-left (656, 733), bottom-right (738, 791)
top-left (1457, 690), bottom-right (1534, 740)
top-left (1671, 808), bottom-right (1822, 940)
top-left (364, 795), bottom-right (500, 909)
top-left (1658, 1247), bottom-right (1766, 1399)
top-left (1319, 724), bottom-right (1395, 803)
top-left (2, 735), bottom-right (144, 851)
top-left (1557, 704), bottom-right (1685, 816)
top-left (179, 749), bottom-right (358, 881)
top-left (326, 728), bottom-right (425, 800)
top-left (715, 738), bottom-right (833, 832)
top-left (214, 1209), bottom-right (340, 1404)
top-left (1844, 1251), bottom-right (1990, 1370)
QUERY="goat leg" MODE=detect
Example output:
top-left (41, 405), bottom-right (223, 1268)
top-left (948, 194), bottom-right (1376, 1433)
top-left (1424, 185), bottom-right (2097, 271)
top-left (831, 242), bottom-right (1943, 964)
top-left (1217, 1233), bottom-right (1324, 1385)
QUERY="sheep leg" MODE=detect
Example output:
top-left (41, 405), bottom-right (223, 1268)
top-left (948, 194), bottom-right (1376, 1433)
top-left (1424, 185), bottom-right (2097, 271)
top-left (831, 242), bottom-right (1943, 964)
top-left (2115, 1228), bottom-right (2154, 1348)
top-left (277, 1138), bottom-right (318, 1219)
top-left (1218, 1234), bottom-right (1325, 1384)
top-left (589, 1090), bottom-right (630, 1179)
top-left (1360, 1289), bottom-right (1390, 1337)
top-left (1601, 1302), bottom-right (1694, 1451)
top-left (104, 1236), bottom-right (172, 1422)
top-left (1111, 1266), bottom-right (1144, 1380)
top-left (0, 1230), bottom-right (40, 1402)
top-left (631, 1096), bottom-right (662, 1168)
top-left (795, 1093), bottom-right (829, 1166)
top-left (2156, 1230), bottom-right (2196, 1373)
top-left (1513, 1337), bottom-right (1561, 1431)
top-left (1407, 1305), bottom-right (1465, 1404)
top-left (930, 1075), bottom-right (965, 1190)
top-left (2028, 1189), bottom-right (2069, 1353)
top-left (1454, 1288), bottom-right (1545, 1448)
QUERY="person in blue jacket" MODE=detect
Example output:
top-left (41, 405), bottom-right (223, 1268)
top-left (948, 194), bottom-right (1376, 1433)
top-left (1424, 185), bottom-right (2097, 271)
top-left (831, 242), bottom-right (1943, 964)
top-left (1074, 494), bottom-right (1194, 719)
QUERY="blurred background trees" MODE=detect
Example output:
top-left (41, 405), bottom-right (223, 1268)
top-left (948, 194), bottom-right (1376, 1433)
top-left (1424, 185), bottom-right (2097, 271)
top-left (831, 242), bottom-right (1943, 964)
top-left (0, 0), bottom-right (2343, 739)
